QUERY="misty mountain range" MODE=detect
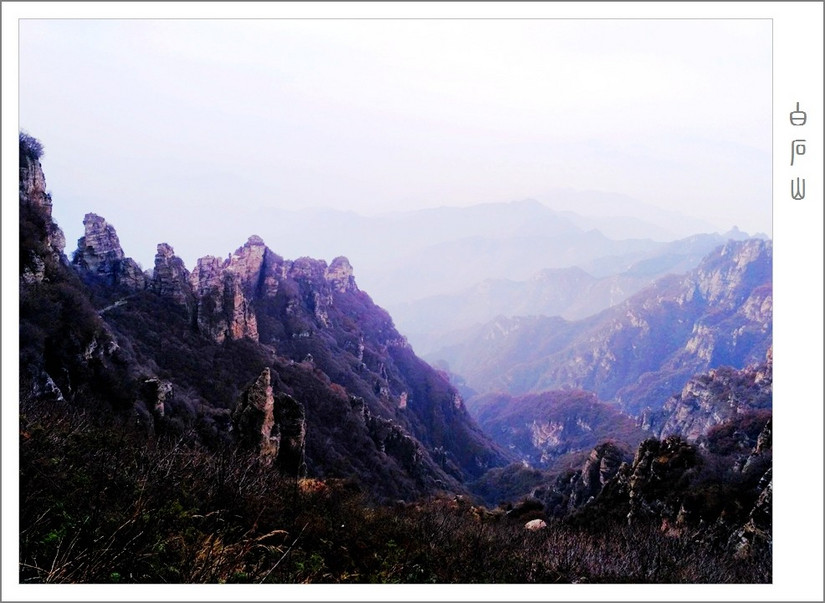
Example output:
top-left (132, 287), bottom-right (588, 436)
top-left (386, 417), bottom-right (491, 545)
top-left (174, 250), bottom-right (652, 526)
top-left (427, 239), bottom-right (771, 414)
top-left (18, 133), bottom-right (772, 583)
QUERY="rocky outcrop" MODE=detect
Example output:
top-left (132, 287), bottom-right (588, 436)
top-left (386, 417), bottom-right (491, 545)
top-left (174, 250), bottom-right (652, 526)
top-left (538, 436), bottom-right (702, 521)
top-left (234, 368), bottom-right (279, 458)
top-left (692, 239), bottom-right (772, 308)
top-left (273, 390), bottom-right (307, 479)
top-left (531, 430), bottom-right (771, 562)
top-left (325, 256), bottom-right (358, 293)
top-left (19, 139), bottom-right (66, 283)
top-left (190, 257), bottom-right (259, 343)
top-left (646, 347), bottom-right (772, 441)
top-left (349, 395), bottom-right (431, 482)
top-left (19, 137), bottom-right (52, 217)
top-left (740, 418), bottom-right (772, 473)
top-left (730, 468), bottom-right (772, 558)
top-left (226, 236), bottom-right (283, 298)
top-left (188, 236), bottom-right (279, 342)
top-left (624, 436), bottom-right (700, 524)
top-left (535, 441), bottom-right (632, 516)
top-left (579, 442), bottom-right (627, 499)
top-left (30, 371), bottom-right (66, 404)
top-left (232, 368), bottom-right (306, 477)
top-left (151, 243), bottom-right (194, 308)
top-left (142, 378), bottom-right (173, 418)
top-left (72, 213), bottom-right (146, 290)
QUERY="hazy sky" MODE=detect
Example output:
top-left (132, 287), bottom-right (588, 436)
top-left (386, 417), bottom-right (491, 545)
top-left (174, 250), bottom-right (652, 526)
top-left (19, 18), bottom-right (771, 268)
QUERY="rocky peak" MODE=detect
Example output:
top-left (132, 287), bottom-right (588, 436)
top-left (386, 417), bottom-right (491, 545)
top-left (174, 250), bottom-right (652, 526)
top-left (189, 255), bottom-right (225, 296)
top-left (580, 441), bottom-right (627, 492)
top-left (151, 243), bottom-right (194, 307)
top-left (625, 436), bottom-right (699, 523)
top-left (232, 368), bottom-right (306, 477)
top-left (325, 256), bottom-right (358, 293)
top-left (730, 468), bottom-right (772, 559)
top-left (77, 213), bottom-right (125, 263)
top-left (72, 213), bottom-right (146, 290)
top-left (534, 441), bottom-right (631, 516)
top-left (234, 368), bottom-right (278, 457)
top-left (288, 257), bottom-right (328, 284)
top-left (226, 236), bottom-right (268, 294)
top-left (189, 247), bottom-right (261, 343)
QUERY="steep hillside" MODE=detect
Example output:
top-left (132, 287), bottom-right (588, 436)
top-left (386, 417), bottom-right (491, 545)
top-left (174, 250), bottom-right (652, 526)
top-left (431, 238), bottom-right (772, 416)
top-left (18, 134), bottom-right (510, 503)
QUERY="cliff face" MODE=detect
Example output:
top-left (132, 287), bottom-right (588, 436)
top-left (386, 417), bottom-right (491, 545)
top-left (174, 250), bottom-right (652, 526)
top-left (19, 144), bottom-right (66, 284)
top-left (151, 243), bottom-right (195, 308)
top-left (189, 237), bottom-right (273, 343)
top-left (535, 441), bottom-right (632, 516)
top-left (19, 135), bottom-right (135, 413)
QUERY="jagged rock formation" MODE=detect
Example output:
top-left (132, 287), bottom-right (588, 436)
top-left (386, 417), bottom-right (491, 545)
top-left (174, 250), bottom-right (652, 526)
top-left (740, 418), bottom-right (772, 473)
top-left (325, 256), bottom-right (358, 293)
top-left (189, 237), bottom-right (270, 342)
top-left (141, 378), bottom-right (173, 418)
top-left (72, 213), bottom-right (146, 290)
top-left (151, 243), bottom-right (195, 308)
top-left (730, 468), bottom-right (772, 558)
top-left (233, 368), bottom-right (306, 477)
top-left (623, 436), bottom-right (700, 523)
top-left (644, 347), bottom-right (772, 441)
top-left (529, 431), bottom-right (771, 559)
top-left (535, 441), bottom-right (632, 517)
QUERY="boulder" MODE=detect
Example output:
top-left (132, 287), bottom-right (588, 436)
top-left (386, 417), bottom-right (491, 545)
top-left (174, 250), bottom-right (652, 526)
top-left (524, 519), bottom-right (547, 531)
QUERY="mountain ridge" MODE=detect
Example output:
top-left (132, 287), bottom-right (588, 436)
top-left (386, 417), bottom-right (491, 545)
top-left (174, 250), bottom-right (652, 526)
top-left (19, 141), bottom-right (511, 502)
top-left (431, 238), bottom-right (772, 416)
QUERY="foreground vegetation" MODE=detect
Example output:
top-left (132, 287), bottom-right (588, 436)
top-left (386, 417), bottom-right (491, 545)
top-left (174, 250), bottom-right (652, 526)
top-left (20, 398), bottom-right (768, 584)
